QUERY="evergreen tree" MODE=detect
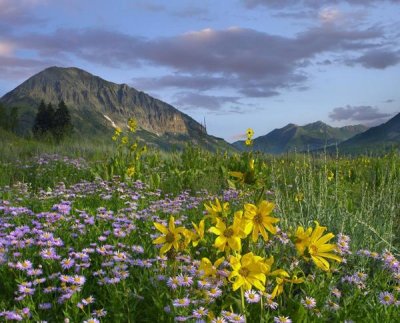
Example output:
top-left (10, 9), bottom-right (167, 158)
top-left (0, 102), bottom-right (6, 130)
top-left (33, 100), bottom-right (54, 137)
top-left (9, 106), bottom-right (19, 133)
top-left (52, 100), bottom-right (73, 142)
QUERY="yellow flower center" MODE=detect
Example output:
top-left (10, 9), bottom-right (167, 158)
top-left (309, 244), bottom-right (318, 255)
top-left (165, 232), bottom-right (175, 243)
top-left (254, 213), bottom-right (263, 224)
top-left (239, 267), bottom-right (250, 277)
top-left (223, 228), bottom-right (234, 238)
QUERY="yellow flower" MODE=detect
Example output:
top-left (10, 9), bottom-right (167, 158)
top-left (130, 143), bottom-right (138, 152)
top-left (209, 211), bottom-right (246, 253)
top-left (121, 136), bottom-right (128, 145)
top-left (114, 127), bottom-right (122, 135)
top-left (306, 222), bottom-right (342, 271)
top-left (204, 198), bottom-right (229, 220)
top-left (246, 128), bottom-right (254, 139)
top-left (271, 273), bottom-right (304, 298)
top-left (128, 118), bottom-right (137, 132)
top-left (327, 170), bottom-right (334, 181)
top-left (126, 166), bottom-right (135, 178)
top-left (229, 252), bottom-right (268, 291)
top-left (229, 158), bottom-right (256, 185)
top-left (199, 257), bottom-right (225, 278)
top-left (294, 226), bottom-right (312, 255)
top-left (191, 220), bottom-right (205, 247)
top-left (243, 201), bottom-right (279, 242)
top-left (245, 139), bottom-right (253, 146)
top-left (295, 192), bottom-right (304, 202)
top-left (153, 216), bottom-right (186, 254)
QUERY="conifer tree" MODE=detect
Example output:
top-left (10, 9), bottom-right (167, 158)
top-left (33, 100), bottom-right (48, 137)
top-left (0, 103), bottom-right (6, 130)
top-left (52, 100), bottom-right (73, 142)
top-left (9, 106), bottom-right (19, 133)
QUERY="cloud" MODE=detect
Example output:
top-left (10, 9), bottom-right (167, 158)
top-left (173, 92), bottom-right (240, 112)
top-left (132, 74), bottom-right (228, 91)
top-left (329, 105), bottom-right (392, 123)
top-left (132, 1), bottom-right (165, 12)
top-left (242, 0), bottom-right (400, 9)
top-left (1, 23), bottom-right (390, 101)
top-left (172, 6), bottom-right (209, 18)
top-left (349, 50), bottom-right (400, 69)
top-left (0, 0), bottom-right (47, 27)
top-left (0, 41), bottom-right (15, 56)
top-left (0, 55), bottom-right (56, 80)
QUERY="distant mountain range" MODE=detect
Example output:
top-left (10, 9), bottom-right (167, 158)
top-left (0, 66), bottom-right (232, 151)
top-left (233, 121), bottom-right (369, 153)
top-left (1, 66), bottom-right (398, 154)
top-left (336, 112), bottom-right (400, 153)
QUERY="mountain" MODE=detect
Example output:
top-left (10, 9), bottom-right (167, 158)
top-left (0, 66), bottom-right (233, 151)
top-left (233, 121), bottom-right (368, 154)
top-left (337, 112), bottom-right (400, 153)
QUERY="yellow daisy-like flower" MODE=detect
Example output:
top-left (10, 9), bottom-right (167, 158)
top-left (327, 170), bottom-right (334, 181)
top-left (295, 192), bottom-right (304, 202)
top-left (121, 136), bottom-right (128, 145)
top-left (127, 118), bottom-right (137, 132)
top-left (306, 222), bottom-right (342, 271)
top-left (229, 252), bottom-right (268, 291)
top-left (209, 211), bottom-right (246, 253)
top-left (126, 166), bottom-right (135, 178)
top-left (246, 128), bottom-right (254, 139)
top-left (152, 216), bottom-right (186, 255)
top-left (191, 220), bottom-right (205, 247)
top-left (243, 201), bottom-right (279, 242)
top-left (204, 198), bottom-right (229, 220)
top-left (199, 257), bottom-right (225, 278)
top-left (294, 226), bottom-right (312, 255)
top-left (271, 273), bottom-right (304, 299)
top-left (245, 139), bottom-right (253, 146)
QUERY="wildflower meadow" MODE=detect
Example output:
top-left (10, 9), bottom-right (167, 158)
top-left (0, 123), bottom-right (399, 322)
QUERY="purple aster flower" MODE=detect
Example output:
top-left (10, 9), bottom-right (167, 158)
top-left (379, 291), bottom-right (395, 305)
top-left (177, 274), bottom-right (193, 287)
top-left (245, 290), bottom-right (261, 303)
top-left (192, 307), bottom-right (208, 318)
top-left (301, 296), bottom-right (317, 309)
top-left (167, 276), bottom-right (180, 289)
top-left (274, 316), bottom-right (292, 323)
top-left (172, 297), bottom-right (191, 307)
top-left (61, 258), bottom-right (75, 270)
top-left (207, 287), bottom-right (222, 298)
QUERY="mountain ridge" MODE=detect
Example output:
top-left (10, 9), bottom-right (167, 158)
top-left (0, 66), bottom-right (233, 151)
top-left (233, 121), bottom-right (369, 153)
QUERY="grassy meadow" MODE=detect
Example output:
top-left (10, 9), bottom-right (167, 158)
top-left (0, 125), bottom-right (399, 322)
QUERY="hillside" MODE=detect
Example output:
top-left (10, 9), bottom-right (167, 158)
top-left (233, 121), bottom-right (368, 153)
top-left (337, 112), bottom-right (400, 153)
top-left (0, 67), bottom-right (233, 151)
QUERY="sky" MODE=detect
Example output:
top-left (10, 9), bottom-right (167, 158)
top-left (0, 0), bottom-right (399, 142)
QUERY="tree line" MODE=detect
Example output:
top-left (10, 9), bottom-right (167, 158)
top-left (33, 100), bottom-right (73, 142)
top-left (0, 103), bottom-right (19, 133)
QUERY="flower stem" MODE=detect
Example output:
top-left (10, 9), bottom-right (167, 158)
top-left (240, 286), bottom-right (246, 315)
